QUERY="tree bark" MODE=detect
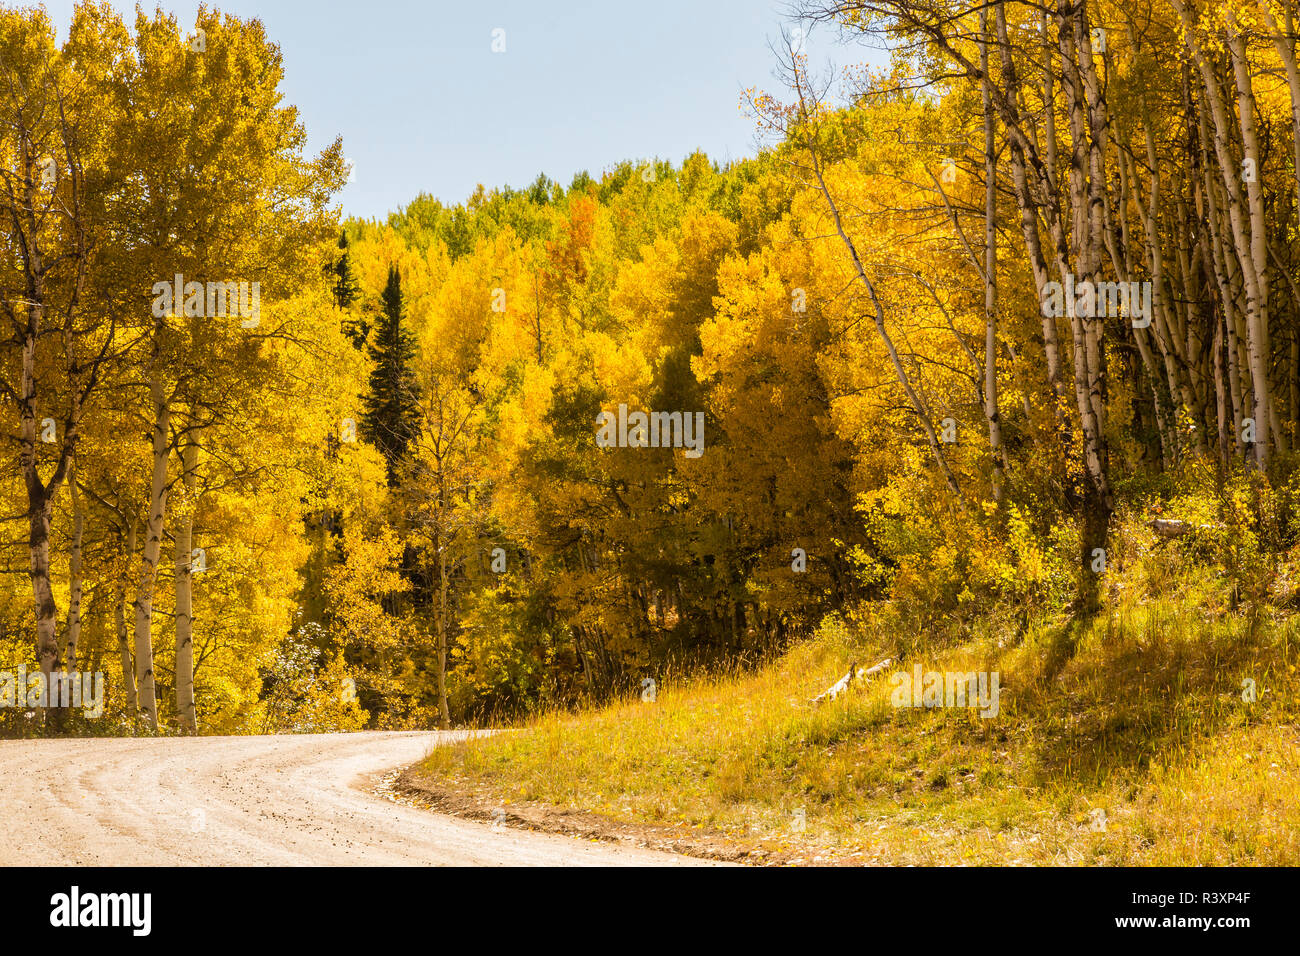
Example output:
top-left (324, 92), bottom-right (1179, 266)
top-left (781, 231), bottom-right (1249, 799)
top-left (980, 6), bottom-right (1004, 505)
top-left (1174, 0), bottom-right (1271, 467)
top-left (1226, 14), bottom-right (1278, 457)
top-left (134, 372), bottom-right (169, 731)
top-left (174, 436), bottom-right (199, 734)
top-left (65, 465), bottom-right (84, 673)
top-left (437, 532), bottom-right (450, 729)
top-left (116, 517), bottom-right (138, 718)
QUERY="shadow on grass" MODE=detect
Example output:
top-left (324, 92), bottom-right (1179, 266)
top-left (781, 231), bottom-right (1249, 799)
top-left (1021, 609), bottom-right (1282, 788)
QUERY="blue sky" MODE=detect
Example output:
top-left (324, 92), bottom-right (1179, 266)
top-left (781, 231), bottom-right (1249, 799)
top-left (44, 0), bottom-right (881, 221)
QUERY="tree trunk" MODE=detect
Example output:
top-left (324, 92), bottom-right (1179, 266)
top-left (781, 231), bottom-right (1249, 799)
top-left (1226, 17), bottom-right (1278, 457)
top-left (174, 436), bottom-right (199, 734)
top-left (980, 7), bottom-right (1004, 505)
top-left (65, 467), bottom-right (84, 674)
top-left (134, 373), bottom-right (170, 731)
top-left (28, 494), bottom-right (60, 724)
top-left (437, 528), bottom-right (451, 729)
top-left (1080, 481), bottom-right (1111, 616)
top-left (19, 266), bottom-right (63, 726)
top-left (994, 3), bottom-right (1069, 415)
top-left (1175, 0), bottom-right (1271, 468)
top-left (117, 518), bottom-right (138, 717)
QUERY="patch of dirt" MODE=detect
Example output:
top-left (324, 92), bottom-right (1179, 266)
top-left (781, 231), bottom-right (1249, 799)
top-left (392, 766), bottom-right (813, 866)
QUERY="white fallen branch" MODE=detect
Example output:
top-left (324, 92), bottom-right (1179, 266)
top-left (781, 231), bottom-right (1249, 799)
top-left (811, 661), bottom-right (856, 705)
top-left (810, 657), bottom-right (894, 705)
top-left (857, 658), bottom-right (893, 679)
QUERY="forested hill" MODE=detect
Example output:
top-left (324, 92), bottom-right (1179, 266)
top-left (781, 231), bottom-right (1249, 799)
top-left (5, 2), bottom-right (1300, 739)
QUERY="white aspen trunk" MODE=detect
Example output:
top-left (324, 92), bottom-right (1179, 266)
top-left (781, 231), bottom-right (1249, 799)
top-left (65, 466), bottom-right (84, 673)
top-left (116, 518), bottom-right (138, 716)
top-left (1056, 1), bottom-right (1113, 612)
top-left (437, 526), bottom-right (450, 729)
top-left (7, 77), bottom-right (100, 732)
top-left (1078, 39), bottom-right (1110, 465)
top-left (980, 8), bottom-right (1004, 503)
top-left (1227, 18), bottom-right (1279, 455)
top-left (1212, 221), bottom-right (1246, 449)
top-left (994, 3), bottom-right (1068, 412)
top-left (174, 437), bottom-right (199, 735)
top-left (134, 373), bottom-right (169, 731)
top-left (1175, 0), bottom-right (1271, 466)
top-left (1196, 106), bottom-right (1250, 452)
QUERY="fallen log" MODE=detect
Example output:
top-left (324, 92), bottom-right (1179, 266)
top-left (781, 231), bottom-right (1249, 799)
top-left (810, 657), bottom-right (894, 705)
top-left (857, 658), bottom-right (893, 679)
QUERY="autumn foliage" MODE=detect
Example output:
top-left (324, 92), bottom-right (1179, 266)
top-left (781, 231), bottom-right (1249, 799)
top-left (5, 1), bottom-right (1300, 734)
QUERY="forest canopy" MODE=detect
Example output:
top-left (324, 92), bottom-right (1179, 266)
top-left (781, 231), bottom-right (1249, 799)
top-left (4, 0), bottom-right (1300, 734)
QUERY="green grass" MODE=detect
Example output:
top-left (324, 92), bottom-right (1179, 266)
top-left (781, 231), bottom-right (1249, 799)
top-left (416, 595), bottom-right (1300, 865)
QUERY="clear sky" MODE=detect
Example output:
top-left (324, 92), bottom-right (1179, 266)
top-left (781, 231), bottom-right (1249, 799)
top-left (43, 0), bottom-right (880, 221)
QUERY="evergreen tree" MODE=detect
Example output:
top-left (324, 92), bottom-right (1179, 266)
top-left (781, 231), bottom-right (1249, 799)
top-left (361, 265), bottom-right (421, 481)
top-left (333, 231), bottom-right (360, 307)
top-left (333, 232), bottom-right (367, 348)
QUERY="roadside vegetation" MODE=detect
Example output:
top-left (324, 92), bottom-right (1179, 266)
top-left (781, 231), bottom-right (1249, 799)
top-left (415, 510), bottom-right (1300, 865)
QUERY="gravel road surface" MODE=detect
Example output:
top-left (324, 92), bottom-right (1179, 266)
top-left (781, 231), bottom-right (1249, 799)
top-left (0, 731), bottom-right (718, 866)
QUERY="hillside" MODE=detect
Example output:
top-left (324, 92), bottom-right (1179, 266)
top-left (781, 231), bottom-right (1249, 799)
top-left (407, 550), bottom-right (1300, 865)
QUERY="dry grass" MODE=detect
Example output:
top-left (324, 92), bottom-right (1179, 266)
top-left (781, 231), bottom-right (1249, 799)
top-left (417, 595), bottom-right (1300, 865)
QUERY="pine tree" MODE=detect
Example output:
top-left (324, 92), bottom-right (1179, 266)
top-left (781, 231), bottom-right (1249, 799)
top-left (332, 232), bottom-right (358, 306)
top-left (333, 231), bottom-right (367, 348)
top-left (361, 265), bottom-right (421, 482)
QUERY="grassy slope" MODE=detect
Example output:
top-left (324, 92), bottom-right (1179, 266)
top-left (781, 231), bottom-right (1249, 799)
top-left (417, 592), bottom-right (1300, 865)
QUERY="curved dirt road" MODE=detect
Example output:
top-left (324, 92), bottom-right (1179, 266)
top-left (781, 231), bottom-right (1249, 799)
top-left (0, 731), bottom-right (715, 866)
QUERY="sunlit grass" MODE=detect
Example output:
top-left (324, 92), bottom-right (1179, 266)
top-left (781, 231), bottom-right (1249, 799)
top-left (418, 591), bottom-right (1299, 864)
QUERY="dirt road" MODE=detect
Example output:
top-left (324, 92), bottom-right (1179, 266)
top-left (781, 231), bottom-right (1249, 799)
top-left (0, 731), bottom-right (716, 866)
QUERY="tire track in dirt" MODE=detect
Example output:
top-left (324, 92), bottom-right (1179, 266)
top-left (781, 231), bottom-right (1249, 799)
top-left (0, 731), bottom-right (724, 866)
